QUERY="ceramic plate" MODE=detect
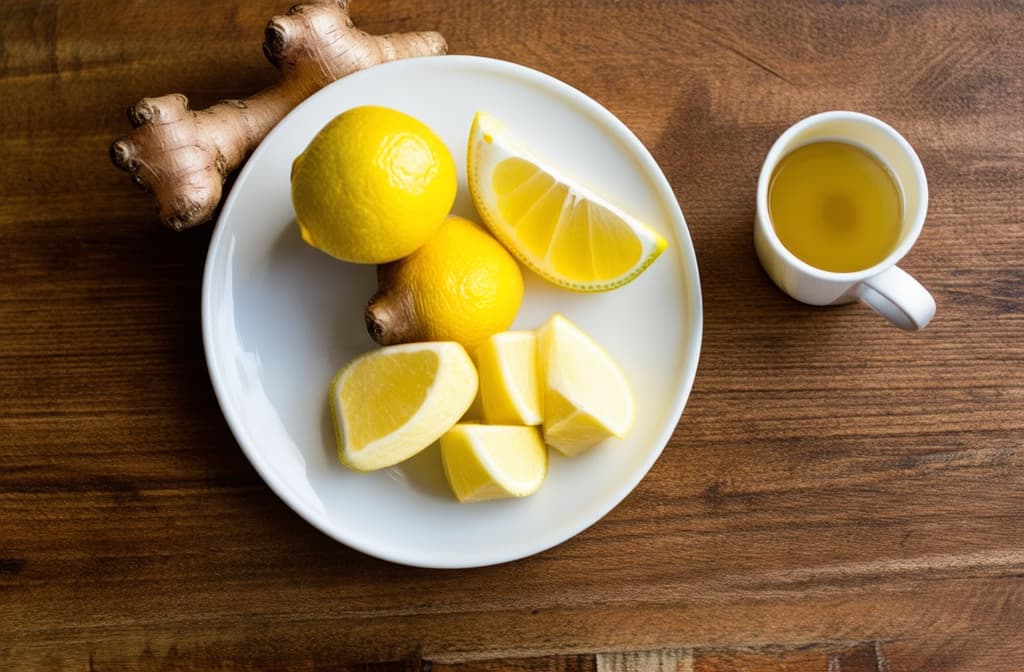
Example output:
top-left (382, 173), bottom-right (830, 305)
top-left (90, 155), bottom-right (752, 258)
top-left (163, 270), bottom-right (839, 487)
top-left (202, 55), bottom-right (702, 568)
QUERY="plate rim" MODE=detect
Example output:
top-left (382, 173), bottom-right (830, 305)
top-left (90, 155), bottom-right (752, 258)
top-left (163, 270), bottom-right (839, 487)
top-left (201, 54), bottom-right (704, 568)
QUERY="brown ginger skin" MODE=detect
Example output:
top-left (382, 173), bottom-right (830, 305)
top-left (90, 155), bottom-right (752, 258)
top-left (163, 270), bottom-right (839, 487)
top-left (365, 262), bottom-right (426, 346)
top-left (109, 0), bottom-right (447, 231)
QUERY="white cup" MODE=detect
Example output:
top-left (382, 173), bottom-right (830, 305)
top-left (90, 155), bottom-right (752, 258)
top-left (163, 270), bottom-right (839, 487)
top-left (754, 111), bottom-right (935, 330)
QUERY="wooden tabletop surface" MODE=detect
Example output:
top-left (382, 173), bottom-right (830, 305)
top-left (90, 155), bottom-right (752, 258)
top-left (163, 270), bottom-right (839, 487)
top-left (3, 1), bottom-right (1023, 670)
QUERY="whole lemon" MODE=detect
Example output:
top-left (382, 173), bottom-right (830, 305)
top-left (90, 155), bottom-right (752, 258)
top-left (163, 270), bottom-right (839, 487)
top-left (366, 216), bottom-right (524, 348)
top-left (291, 105), bottom-right (457, 264)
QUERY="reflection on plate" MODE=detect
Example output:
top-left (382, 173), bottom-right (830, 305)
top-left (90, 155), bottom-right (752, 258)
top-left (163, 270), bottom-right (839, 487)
top-left (202, 55), bottom-right (702, 568)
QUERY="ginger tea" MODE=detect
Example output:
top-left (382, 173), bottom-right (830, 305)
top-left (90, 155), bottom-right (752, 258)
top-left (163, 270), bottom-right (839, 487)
top-left (768, 140), bottom-right (902, 273)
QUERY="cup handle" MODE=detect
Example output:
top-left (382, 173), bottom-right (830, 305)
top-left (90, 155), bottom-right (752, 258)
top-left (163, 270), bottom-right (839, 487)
top-left (855, 266), bottom-right (935, 330)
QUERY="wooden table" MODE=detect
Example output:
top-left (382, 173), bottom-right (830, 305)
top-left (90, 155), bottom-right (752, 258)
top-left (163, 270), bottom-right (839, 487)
top-left (3, 2), bottom-right (1023, 670)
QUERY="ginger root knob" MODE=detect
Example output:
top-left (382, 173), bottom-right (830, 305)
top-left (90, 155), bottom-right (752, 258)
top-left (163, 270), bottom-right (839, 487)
top-left (365, 264), bottom-right (425, 346)
top-left (110, 0), bottom-right (447, 231)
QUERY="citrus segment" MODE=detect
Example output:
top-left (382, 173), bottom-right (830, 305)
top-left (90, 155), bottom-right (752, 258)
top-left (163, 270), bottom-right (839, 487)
top-left (330, 342), bottom-right (478, 471)
top-left (536, 314), bottom-right (634, 455)
top-left (440, 424), bottom-right (548, 502)
top-left (476, 331), bottom-right (542, 426)
top-left (468, 111), bottom-right (667, 291)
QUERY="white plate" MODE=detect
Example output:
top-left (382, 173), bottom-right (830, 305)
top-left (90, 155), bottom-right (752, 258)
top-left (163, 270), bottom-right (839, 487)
top-left (202, 55), bottom-right (702, 568)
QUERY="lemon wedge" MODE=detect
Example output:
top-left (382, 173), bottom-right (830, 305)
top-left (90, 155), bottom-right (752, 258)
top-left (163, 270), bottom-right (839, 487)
top-left (476, 331), bottom-right (542, 426)
top-left (440, 424), bottom-right (547, 502)
top-left (330, 342), bottom-right (478, 471)
top-left (467, 111), bottom-right (667, 292)
top-left (536, 314), bottom-right (634, 455)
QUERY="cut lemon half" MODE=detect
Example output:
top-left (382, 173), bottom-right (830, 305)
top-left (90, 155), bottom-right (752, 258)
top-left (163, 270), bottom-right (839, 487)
top-left (476, 331), bottom-right (542, 426)
top-left (440, 424), bottom-right (548, 502)
top-left (330, 342), bottom-right (478, 471)
top-left (467, 111), bottom-right (667, 292)
top-left (536, 314), bottom-right (634, 456)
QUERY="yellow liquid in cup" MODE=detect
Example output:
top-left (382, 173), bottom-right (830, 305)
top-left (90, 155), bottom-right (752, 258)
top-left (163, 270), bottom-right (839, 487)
top-left (768, 140), bottom-right (903, 273)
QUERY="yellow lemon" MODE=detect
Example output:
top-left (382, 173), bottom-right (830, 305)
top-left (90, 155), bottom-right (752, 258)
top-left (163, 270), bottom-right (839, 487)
top-left (467, 111), bottom-right (667, 291)
top-left (330, 342), bottom-right (478, 471)
top-left (440, 424), bottom-right (548, 502)
top-left (475, 330), bottom-right (542, 426)
top-left (536, 314), bottom-right (634, 456)
top-left (365, 216), bottom-right (524, 348)
top-left (291, 105), bottom-right (456, 264)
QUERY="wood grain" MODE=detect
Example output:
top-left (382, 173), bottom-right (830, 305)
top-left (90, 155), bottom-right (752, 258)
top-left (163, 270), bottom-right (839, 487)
top-left (2, 1), bottom-right (1023, 671)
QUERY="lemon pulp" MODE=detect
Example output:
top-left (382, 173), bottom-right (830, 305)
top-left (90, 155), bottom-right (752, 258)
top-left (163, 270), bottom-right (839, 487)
top-left (339, 350), bottom-right (436, 449)
top-left (330, 342), bottom-right (478, 471)
top-left (467, 111), bottom-right (667, 291)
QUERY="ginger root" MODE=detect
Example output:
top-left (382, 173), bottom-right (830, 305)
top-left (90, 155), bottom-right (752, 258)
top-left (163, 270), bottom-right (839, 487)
top-left (109, 0), bottom-right (446, 231)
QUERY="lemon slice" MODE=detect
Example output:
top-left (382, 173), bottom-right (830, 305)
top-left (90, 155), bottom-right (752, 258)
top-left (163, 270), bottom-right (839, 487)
top-left (467, 111), bottom-right (667, 292)
top-left (536, 314), bottom-right (634, 455)
top-left (476, 331), bottom-right (542, 426)
top-left (440, 424), bottom-right (548, 502)
top-left (330, 342), bottom-right (478, 471)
